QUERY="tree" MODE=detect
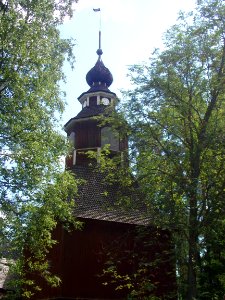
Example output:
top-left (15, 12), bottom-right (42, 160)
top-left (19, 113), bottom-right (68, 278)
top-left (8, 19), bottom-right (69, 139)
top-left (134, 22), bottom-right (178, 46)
top-left (118, 0), bottom-right (225, 298)
top-left (0, 0), bottom-right (81, 298)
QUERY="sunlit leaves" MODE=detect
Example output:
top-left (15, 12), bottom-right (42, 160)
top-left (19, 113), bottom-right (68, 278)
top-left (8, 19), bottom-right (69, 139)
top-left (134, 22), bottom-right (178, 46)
top-left (0, 0), bottom-right (79, 297)
top-left (119, 0), bottom-right (225, 298)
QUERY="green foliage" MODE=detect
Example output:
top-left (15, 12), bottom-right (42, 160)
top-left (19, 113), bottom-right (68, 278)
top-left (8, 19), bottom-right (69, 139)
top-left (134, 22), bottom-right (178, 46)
top-left (0, 0), bottom-right (79, 298)
top-left (111, 0), bottom-right (225, 298)
top-left (100, 226), bottom-right (176, 299)
top-left (87, 144), bottom-right (139, 211)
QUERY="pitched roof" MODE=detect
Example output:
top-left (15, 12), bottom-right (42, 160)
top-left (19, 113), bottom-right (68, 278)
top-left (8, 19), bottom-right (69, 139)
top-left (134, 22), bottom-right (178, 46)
top-left (73, 165), bottom-right (150, 225)
top-left (0, 258), bottom-right (10, 292)
top-left (77, 86), bottom-right (116, 100)
top-left (0, 260), bottom-right (7, 290)
top-left (64, 105), bottom-right (114, 131)
top-left (73, 105), bottom-right (106, 120)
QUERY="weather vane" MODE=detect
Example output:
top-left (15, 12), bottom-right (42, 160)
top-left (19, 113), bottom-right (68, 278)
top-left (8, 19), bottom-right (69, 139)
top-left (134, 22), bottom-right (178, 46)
top-left (93, 8), bottom-right (102, 56)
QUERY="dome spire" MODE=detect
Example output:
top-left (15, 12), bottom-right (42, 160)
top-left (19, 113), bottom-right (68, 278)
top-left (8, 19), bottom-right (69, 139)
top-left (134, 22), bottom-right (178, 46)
top-left (86, 26), bottom-right (113, 88)
top-left (96, 30), bottom-right (103, 57)
top-left (93, 8), bottom-right (103, 58)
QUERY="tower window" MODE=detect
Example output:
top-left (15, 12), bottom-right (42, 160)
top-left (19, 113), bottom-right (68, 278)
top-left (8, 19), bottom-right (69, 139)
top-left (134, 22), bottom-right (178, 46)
top-left (101, 97), bottom-right (110, 105)
top-left (89, 96), bottom-right (97, 107)
top-left (69, 131), bottom-right (75, 146)
top-left (101, 127), bottom-right (119, 151)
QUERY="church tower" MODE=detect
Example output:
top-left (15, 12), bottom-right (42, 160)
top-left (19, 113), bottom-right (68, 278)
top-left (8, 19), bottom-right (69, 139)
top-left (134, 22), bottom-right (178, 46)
top-left (31, 30), bottom-right (176, 300)
top-left (64, 32), bottom-right (126, 167)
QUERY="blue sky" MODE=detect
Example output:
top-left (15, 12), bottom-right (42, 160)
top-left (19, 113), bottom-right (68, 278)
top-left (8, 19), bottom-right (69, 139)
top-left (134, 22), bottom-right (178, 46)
top-left (60, 0), bottom-right (196, 127)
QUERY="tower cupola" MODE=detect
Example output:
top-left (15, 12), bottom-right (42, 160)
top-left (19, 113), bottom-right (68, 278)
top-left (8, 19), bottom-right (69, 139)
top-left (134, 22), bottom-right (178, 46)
top-left (86, 55), bottom-right (113, 88)
top-left (64, 30), bottom-right (127, 167)
top-left (85, 31), bottom-right (113, 93)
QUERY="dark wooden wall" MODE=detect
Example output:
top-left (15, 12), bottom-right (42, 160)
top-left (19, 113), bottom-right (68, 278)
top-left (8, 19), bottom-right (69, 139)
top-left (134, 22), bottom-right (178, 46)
top-left (75, 121), bottom-right (100, 149)
top-left (31, 218), bottom-right (176, 300)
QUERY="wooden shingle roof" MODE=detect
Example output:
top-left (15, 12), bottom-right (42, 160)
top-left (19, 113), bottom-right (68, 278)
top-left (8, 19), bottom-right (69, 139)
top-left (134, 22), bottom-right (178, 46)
top-left (73, 165), bottom-right (150, 225)
top-left (73, 105), bottom-right (106, 120)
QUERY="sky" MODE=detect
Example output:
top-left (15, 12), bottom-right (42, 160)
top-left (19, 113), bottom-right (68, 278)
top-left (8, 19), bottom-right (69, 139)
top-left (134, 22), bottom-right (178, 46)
top-left (60, 0), bottom-right (196, 127)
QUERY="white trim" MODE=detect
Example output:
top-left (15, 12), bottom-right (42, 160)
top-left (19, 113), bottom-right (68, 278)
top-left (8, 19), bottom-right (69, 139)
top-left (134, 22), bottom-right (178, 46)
top-left (97, 95), bottom-right (100, 105)
top-left (73, 149), bottom-right (76, 165)
top-left (97, 147), bottom-right (101, 164)
top-left (78, 91), bottom-right (116, 105)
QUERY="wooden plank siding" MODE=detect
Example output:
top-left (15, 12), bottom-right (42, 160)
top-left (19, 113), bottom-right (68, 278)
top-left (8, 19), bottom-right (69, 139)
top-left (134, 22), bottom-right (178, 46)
top-left (75, 122), bottom-right (101, 150)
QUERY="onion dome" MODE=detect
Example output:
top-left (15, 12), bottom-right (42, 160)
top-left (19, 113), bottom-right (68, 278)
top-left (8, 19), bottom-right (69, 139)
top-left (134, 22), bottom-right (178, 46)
top-left (86, 49), bottom-right (113, 88)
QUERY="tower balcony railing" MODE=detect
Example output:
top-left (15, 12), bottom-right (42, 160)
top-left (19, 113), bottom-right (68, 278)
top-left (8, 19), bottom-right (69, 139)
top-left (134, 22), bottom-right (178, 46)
top-left (71, 146), bottom-right (124, 167)
top-left (72, 147), bottom-right (101, 165)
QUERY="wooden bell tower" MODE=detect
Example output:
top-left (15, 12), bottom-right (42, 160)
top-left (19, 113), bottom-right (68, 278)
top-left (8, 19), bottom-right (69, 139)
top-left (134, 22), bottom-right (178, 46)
top-left (31, 29), bottom-right (176, 300)
top-left (64, 32), bottom-right (126, 167)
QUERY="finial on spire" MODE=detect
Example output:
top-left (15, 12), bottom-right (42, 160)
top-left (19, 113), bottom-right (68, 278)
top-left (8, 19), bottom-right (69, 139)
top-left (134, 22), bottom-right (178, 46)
top-left (86, 8), bottom-right (113, 88)
top-left (97, 30), bottom-right (103, 57)
top-left (93, 8), bottom-right (102, 58)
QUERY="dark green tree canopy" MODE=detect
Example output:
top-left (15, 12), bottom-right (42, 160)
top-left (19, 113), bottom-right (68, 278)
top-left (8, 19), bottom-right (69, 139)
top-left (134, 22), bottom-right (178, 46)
top-left (115, 0), bottom-right (225, 298)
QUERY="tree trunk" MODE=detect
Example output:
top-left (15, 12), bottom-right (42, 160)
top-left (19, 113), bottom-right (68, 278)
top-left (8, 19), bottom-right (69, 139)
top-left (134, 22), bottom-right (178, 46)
top-left (186, 167), bottom-right (199, 299)
top-left (186, 225), bottom-right (198, 300)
